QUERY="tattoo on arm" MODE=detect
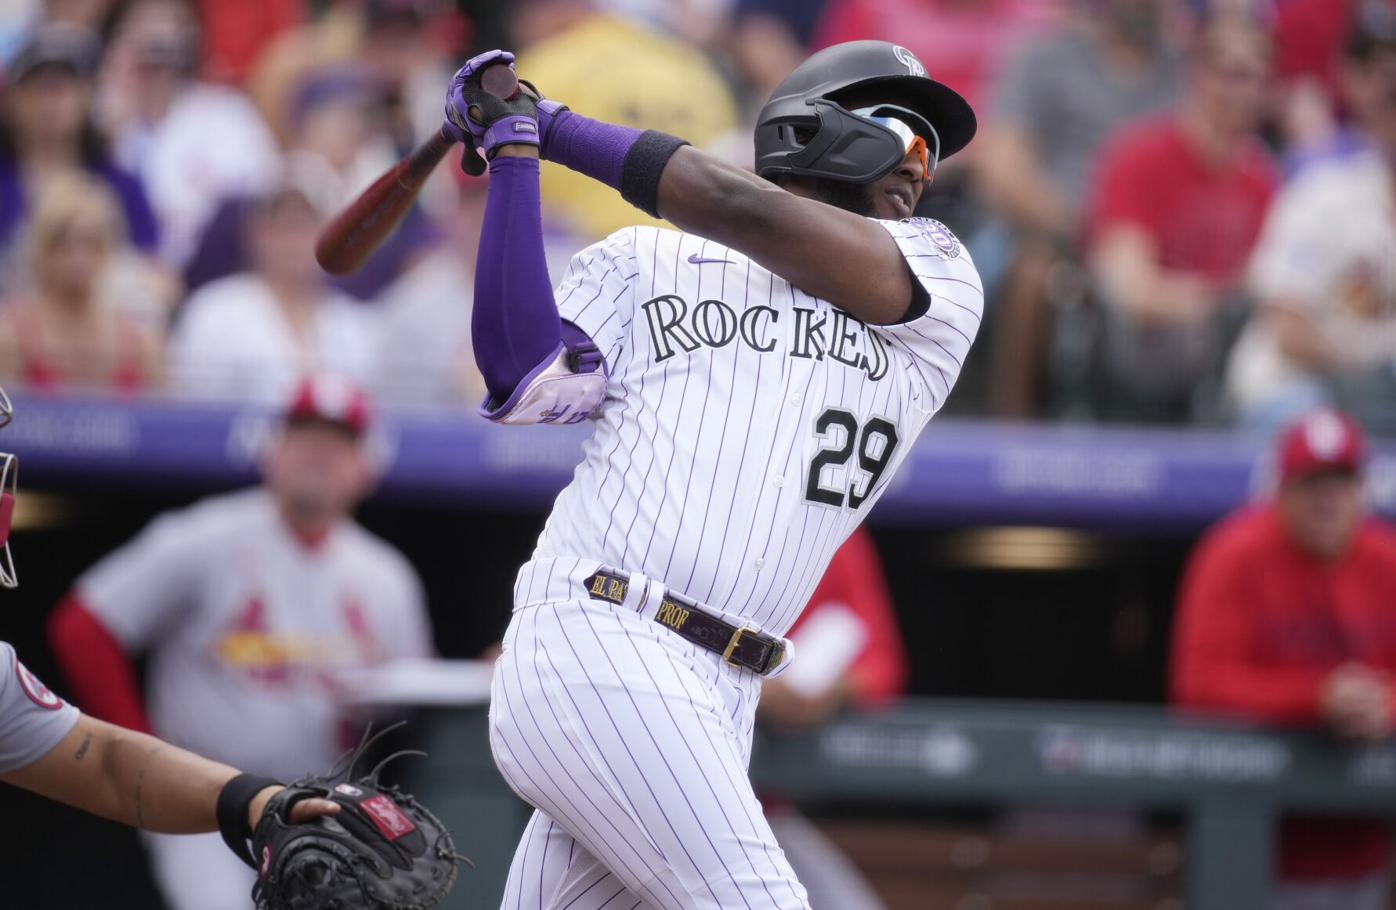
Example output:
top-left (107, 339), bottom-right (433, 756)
top-left (133, 745), bottom-right (164, 830)
top-left (73, 734), bottom-right (92, 761)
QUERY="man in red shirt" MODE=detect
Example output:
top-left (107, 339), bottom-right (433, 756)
top-left (1172, 409), bottom-right (1396, 910)
top-left (1084, 18), bottom-right (1278, 422)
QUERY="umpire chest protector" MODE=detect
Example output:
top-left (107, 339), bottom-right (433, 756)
top-left (754, 39), bottom-right (976, 185)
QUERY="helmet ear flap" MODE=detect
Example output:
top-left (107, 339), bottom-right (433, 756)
top-left (760, 99), bottom-right (907, 185)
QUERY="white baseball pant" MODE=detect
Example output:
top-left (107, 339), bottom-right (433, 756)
top-left (489, 558), bottom-right (811, 910)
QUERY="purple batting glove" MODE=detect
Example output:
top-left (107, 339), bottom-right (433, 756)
top-left (442, 49), bottom-right (517, 146)
top-left (444, 49), bottom-right (545, 174)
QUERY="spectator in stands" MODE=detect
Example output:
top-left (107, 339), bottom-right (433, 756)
top-left (245, 0), bottom-right (367, 148)
top-left (1225, 10), bottom-right (1396, 435)
top-left (727, 0), bottom-right (831, 108)
top-left (0, 172), bottom-right (162, 393)
top-left (758, 528), bottom-right (907, 910)
top-left (1084, 18), bottom-right (1278, 423)
top-left (195, 0), bottom-right (303, 85)
top-left (1269, 0), bottom-right (1380, 169)
top-left (975, 0), bottom-right (1183, 417)
top-left (1172, 409), bottom-right (1396, 910)
top-left (0, 24), bottom-right (159, 281)
top-left (248, 0), bottom-right (462, 151)
top-left (47, 376), bottom-right (433, 910)
top-left (355, 0), bottom-right (460, 153)
top-left (185, 66), bottom-right (437, 301)
top-left (97, 0), bottom-right (282, 268)
top-left (513, 0), bottom-right (740, 241)
top-left (168, 178), bottom-right (378, 405)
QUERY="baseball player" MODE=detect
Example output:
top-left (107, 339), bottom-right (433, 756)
top-left (46, 375), bottom-right (433, 910)
top-left (443, 40), bottom-right (981, 909)
top-left (0, 383), bottom-right (340, 898)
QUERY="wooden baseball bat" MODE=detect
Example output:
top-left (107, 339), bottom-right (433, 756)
top-left (314, 64), bottom-right (520, 276)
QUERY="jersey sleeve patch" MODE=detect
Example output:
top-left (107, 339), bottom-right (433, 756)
top-left (902, 218), bottom-right (961, 259)
top-left (15, 660), bottom-right (63, 710)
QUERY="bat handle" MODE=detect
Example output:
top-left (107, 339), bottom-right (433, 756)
top-left (400, 129), bottom-right (454, 187)
top-left (455, 62), bottom-right (523, 177)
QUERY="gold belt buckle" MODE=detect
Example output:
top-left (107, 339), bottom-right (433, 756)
top-left (722, 625), bottom-right (758, 668)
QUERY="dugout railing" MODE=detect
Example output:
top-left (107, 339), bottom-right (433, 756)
top-left (417, 700), bottom-right (1396, 910)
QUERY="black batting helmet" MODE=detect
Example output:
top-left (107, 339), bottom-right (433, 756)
top-left (754, 40), bottom-right (976, 185)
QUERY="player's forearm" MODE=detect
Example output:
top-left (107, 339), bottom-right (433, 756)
top-left (653, 147), bottom-right (816, 253)
top-left (472, 150), bottom-right (564, 404)
top-left (0, 715), bottom-right (238, 833)
top-left (539, 110), bottom-right (911, 322)
top-left (96, 720), bottom-right (239, 832)
top-left (653, 147), bottom-right (913, 323)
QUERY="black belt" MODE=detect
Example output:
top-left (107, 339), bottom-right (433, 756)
top-left (584, 570), bottom-right (786, 675)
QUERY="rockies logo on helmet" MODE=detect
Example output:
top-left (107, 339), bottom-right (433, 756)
top-left (754, 39), bottom-right (976, 185)
top-left (892, 45), bottom-right (927, 77)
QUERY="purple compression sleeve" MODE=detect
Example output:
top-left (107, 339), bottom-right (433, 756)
top-left (541, 111), bottom-right (688, 217)
top-left (542, 110), bottom-right (643, 187)
top-left (472, 155), bottom-right (563, 404)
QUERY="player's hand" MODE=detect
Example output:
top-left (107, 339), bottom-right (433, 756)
top-left (443, 50), bottom-right (539, 154)
top-left (1321, 663), bottom-right (1393, 741)
top-left (247, 785), bottom-right (340, 830)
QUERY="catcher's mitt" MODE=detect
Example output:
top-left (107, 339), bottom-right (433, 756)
top-left (250, 726), bottom-right (468, 910)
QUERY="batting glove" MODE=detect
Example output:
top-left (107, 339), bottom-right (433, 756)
top-left (444, 49), bottom-right (547, 175)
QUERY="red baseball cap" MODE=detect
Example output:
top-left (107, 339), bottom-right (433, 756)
top-left (1277, 409), bottom-right (1366, 482)
top-left (284, 376), bottom-right (372, 438)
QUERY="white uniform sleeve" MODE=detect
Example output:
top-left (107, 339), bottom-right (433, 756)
top-left (0, 642), bottom-right (79, 773)
top-left (873, 218), bottom-right (985, 413)
top-left (75, 509), bottom-right (204, 650)
top-left (553, 227), bottom-right (640, 367)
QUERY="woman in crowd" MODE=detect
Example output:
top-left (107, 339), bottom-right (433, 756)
top-left (0, 172), bottom-right (162, 393)
top-left (0, 23), bottom-right (159, 268)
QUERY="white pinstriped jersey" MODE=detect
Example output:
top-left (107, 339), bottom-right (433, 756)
top-left (533, 219), bottom-right (982, 636)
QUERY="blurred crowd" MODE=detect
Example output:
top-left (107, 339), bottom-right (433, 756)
top-left (0, 0), bottom-right (1392, 432)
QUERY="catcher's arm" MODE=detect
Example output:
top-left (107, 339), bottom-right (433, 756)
top-left (0, 714), bottom-right (337, 833)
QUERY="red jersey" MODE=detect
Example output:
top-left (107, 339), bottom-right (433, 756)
top-left (197, 0), bottom-right (302, 84)
top-left (1271, 0), bottom-right (1357, 99)
top-left (1085, 115), bottom-right (1278, 285)
top-left (787, 527), bottom-right (907, 706)
top-left (1171, 503), bottom-right (1396, 881)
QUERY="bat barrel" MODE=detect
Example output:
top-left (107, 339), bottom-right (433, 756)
top-left (314, 131), bottom-right (453, 275)
top-left (314, 61), bottom-right (519, 275)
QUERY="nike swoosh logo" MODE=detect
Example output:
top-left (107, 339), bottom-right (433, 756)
top-left (687, 253), bottom-right (734, 266)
